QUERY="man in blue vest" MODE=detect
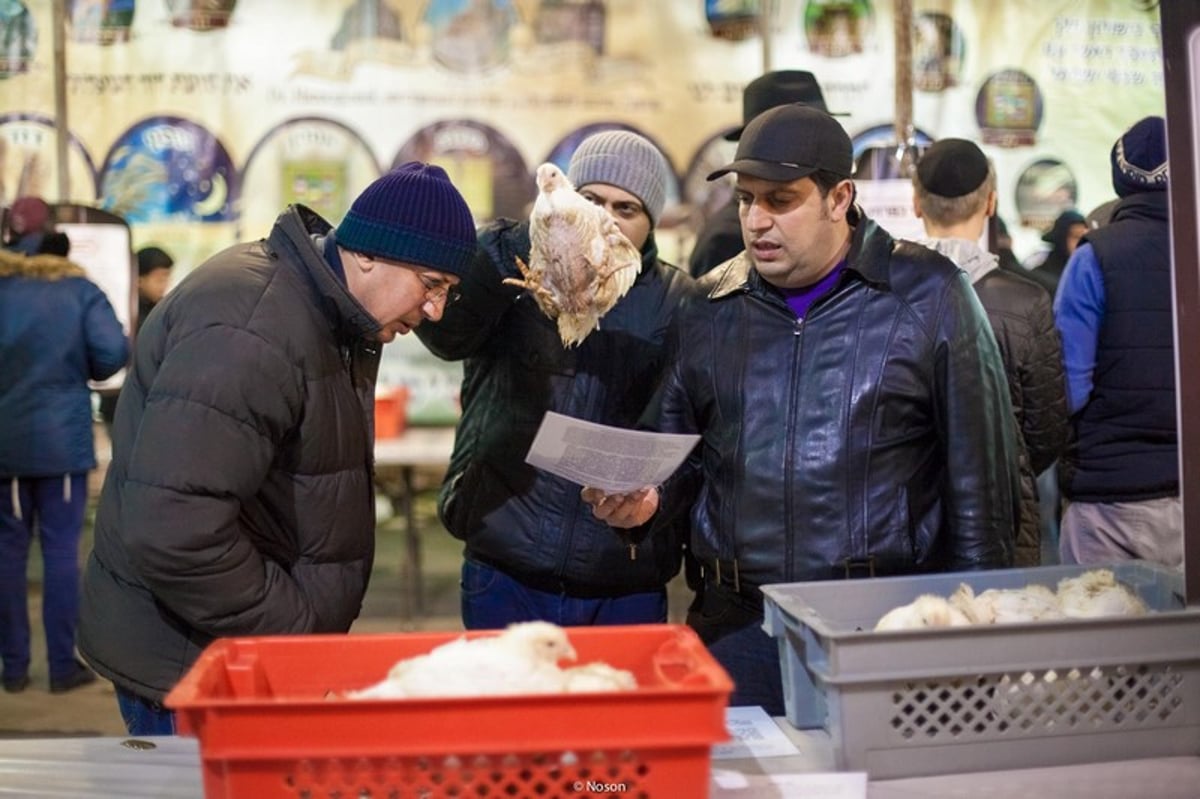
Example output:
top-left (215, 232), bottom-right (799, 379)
top-left (1054, 115), bottom-right (1179, 569)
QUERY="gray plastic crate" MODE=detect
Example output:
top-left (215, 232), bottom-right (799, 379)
top-left (761, 561), bottom-right (1200, 779)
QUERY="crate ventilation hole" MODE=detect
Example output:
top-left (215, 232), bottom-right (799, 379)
top-left (888, 663), bottom-right (1185, 740)
top-left (279, 750), bottom-right (654, 798)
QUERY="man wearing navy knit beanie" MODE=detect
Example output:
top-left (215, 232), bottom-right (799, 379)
top-left (79, 163), bottom-right (478, 735)
top-left (1053, 116), bottom-right (1180, 571)
top-left (417, 130), bottom-right (697, 630)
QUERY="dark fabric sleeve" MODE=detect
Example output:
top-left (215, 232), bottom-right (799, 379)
top-left (416, 225), bottom-right (526, 361)
top-left (1020, 286), bottom-right (1070, 476)
top-left (640, 304), bottom-right (704, 537)
top-left (82, 280), bottom-right (131, 381)
top-left (935, 273), bottom-right (1019, 570)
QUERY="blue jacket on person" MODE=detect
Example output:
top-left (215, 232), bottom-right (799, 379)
top-left (0, 248), bottom-right (129, 477)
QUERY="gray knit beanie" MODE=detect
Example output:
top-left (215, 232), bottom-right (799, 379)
top-left (336, 162), bottom-right (477, 278)
top-left (567, 131), bottom-right (671, 226)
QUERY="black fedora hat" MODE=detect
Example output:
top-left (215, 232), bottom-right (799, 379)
top-left (725, 70), bottom-right (840, 141)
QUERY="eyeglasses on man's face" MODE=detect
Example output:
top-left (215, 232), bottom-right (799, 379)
top-left (414, 271), bottom-right (462, 306)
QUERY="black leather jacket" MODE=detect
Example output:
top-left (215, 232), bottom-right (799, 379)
top-left (653, 215), bottom-right (1018, 591)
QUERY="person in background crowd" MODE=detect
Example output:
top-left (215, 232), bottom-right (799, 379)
top-left (416, 131), bottom-right (695, 630)
top-left (1054, 116), bottom-right (1179, 570)
top-left (1, 230), bottom-right (128, 695)
top-left (689, 70), bottom-right (836, 278)
top-left (993, 216), bottom-right (1024, 275)
top-left (78, 163), bottom-right (478, 735)
top-left (585, 105), bottom-right (1019, 714)
top-left (1027, 209), bottom-right (1087, 295)
top-left (2, 196), bottom-right (51, 255)
top-left (912, 138), bottom-right (1068, 567)
top-left (97, 246), bottom-right (177, 435)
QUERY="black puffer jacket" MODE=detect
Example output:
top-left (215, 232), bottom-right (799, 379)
top-left (416, 219), bottom-right (695, 596)
top-left (80, 206), bottom-right (380, 701)
top-left (654, 216), bottom-right (1018, 591)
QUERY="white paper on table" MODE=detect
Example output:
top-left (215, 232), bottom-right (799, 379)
top-left (712, 706), bottom-right (801, 760)
top-left (524, 411), bottom-right (700, 493)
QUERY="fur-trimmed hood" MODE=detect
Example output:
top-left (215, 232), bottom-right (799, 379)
top-left (0, 248), bottom-right (87, 280)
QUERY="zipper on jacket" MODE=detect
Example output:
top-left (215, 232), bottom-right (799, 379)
top-left (783, 317), bottom-right (804, 582)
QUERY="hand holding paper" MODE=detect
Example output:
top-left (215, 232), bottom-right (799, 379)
top-left (581, 486), bottom-right (659, 529)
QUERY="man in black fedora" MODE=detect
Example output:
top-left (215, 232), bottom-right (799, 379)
top-left (688, 70), bottom-right (836, 277)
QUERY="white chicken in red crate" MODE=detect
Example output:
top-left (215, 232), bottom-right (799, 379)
top-left (504, 162), bottom-right (641, 347)
top-left (345, 621), bottom-right (637, 699)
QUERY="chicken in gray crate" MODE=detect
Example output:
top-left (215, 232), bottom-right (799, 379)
top-left (762, 561), bottom-right (1200, 779)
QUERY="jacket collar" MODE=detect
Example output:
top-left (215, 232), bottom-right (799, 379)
top-left (705, 207), bottom-right (894, 300)
top-left (1109, 191), bottom-right (1169, 225)
top-left (269, 204), bottom-right (382, 342)
top-left (0, 249), bottom-right (86, 281)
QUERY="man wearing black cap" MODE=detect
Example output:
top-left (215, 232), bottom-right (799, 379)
top-left (79, 163), bottom-right (479, 734)
top-left (587, 105), bottom-right (1018, 714)
top-left (1054, 115), bottom-right (1180, 570)
top-left (913, 137), bottom-right (1067, 567)
top-left (688, 70), bottom-right (834, 278)
top-left (1027, 209), bottom-right (1088, 295)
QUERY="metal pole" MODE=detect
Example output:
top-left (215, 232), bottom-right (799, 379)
top-left (759, 0), bottom-right (774, 72)
top-left (893, 0), bottom-right (916, 175)
top-left (52, 0), bottom-right (69, 201)
top-left (1160, 1), bottom-right (1200, 604)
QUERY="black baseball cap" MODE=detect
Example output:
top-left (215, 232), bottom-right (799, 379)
top-left (708, 104), bottom-right (853, 182)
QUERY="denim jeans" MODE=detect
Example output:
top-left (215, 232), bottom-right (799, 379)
top-left (460, 558), bottom-right (667, 630)
top-left (117, 686), bottom-right (177, 736)
top-left (687, 582), bottom-right (785, 716)
top-left (0, 474), bottom-right (88, 682)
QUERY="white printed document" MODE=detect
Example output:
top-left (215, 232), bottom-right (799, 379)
top-left (525, 412), bottom-right (700, 493)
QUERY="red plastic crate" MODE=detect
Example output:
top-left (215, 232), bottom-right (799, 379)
top-left (165, 624), bottom-right (732, 798)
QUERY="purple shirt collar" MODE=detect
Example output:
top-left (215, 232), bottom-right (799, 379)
top-left (781, 259), bottom-right (846, 319)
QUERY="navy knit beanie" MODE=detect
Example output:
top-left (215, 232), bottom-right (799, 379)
top-left (335, 162), bottom-right (477, 277)
top-left (1111, 116), bottom-right (1167, 197)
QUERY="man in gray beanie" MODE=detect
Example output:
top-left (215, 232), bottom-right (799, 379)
top-left (1053, 115), bottom-right (1180, 571)
top-left (416, 130), bottom-right (696, 630)
top-left (79, 163), bottom-right (477, 735)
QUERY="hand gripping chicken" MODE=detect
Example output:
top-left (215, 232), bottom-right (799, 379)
top-left (504, 163), bottom-right (642, 347)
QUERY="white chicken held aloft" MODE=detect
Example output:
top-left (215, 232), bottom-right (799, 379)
top-left (1057, 568), bottom-right (1149, 618)
top-left (346, 621), bottom-right (578, 699)
top-left (873, 594), bottom-right (973, 631)
top-left (503, 162), bottom-right (642, 347)
top-left (949, 582), bottom-right (1065, 625)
